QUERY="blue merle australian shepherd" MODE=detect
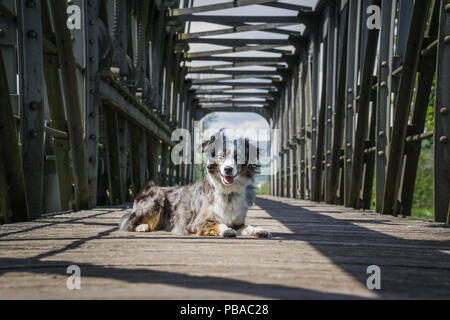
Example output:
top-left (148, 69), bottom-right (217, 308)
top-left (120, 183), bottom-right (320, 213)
top-left (119, 130), bottom-right (271, 238)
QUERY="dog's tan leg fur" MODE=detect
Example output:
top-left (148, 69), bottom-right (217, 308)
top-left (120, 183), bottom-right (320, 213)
top-left (196, 219), bottom-right (236, 237)
top-left (133, 208), bottom-right (162, 232)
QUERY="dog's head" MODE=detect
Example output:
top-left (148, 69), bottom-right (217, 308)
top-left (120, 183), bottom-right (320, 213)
top-left (200, 130), bottom-right (261, 191)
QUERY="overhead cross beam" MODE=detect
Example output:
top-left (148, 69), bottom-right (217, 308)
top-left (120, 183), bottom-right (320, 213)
top-left (194, 88), bottom-right (275, 94)
top-left (192, 83), bottom-right (278, 89)
top-left (187, 61), bottom-right (285, 72)
top-left (168, 0), bottom-right (278, 16)
top-left (196, 95), bottom-right (274, 101)
top-left (191, 75), bottom-right (277, 84)
top-left (262, 2), bottom-right (313, 12)
top-left (188, 70), bottom-right (280, 76)
top-left (179, 38), bottom-right (291, 46)
top-left (185, 44), bottom-right (284, 59)
top-left (172, 15), bottom-right (300, 24)
top-left (179, 22), bottom-right (299, 40)
top-left (186, 56), bottom-right (286, 63)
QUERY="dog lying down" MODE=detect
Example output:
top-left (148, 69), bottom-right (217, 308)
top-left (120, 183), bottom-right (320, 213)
top-left (119, 130), bottom-right (271, 238)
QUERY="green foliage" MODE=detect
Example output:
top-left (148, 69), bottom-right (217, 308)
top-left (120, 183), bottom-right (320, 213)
top-left (410, 76), bottom-right (436, 219)
top-left (411, 147), bottom-right (434, 214)
top-left (257, 182), bottom-right (270, 195)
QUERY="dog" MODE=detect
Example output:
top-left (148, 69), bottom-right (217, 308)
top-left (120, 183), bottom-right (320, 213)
top-left (118, 130), bottom-right (271, 238)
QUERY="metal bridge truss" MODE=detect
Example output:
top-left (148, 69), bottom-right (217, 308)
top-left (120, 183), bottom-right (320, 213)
top-left (0, 0), bottom-right (449, 223)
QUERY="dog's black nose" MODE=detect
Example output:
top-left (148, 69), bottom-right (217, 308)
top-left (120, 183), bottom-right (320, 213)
top-left (224, 166), bottom-right (233, 175)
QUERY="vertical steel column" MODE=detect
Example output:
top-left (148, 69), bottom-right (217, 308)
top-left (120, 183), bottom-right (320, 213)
top-left (400, 1), bottom-right (440, 217)
top-left (382, 0), bottom-right (431, 215)
top-left (17, 0), bottom-right (44, 218)
top-left (111, 0), bottom-right (129, 77)
top-left (50, 0), bottom-right (90, 210)
top-left (328, 2), bottom-right (348, 204)
top-left (104, 108), bottom-right (125, 205)
top-left (348, 0), bottom-right (380, 209)
top-left (0, 49), bottom-right (28, 222)
top-left (296, 54), bottom-right (305, 200)
top-left (309, 27), bottom-right (320, 201)
top-left (132, 0), bottom-right (150, 99)
top-left (324, 3), bottom-right (337, 203)
top-left (84, 0), bottom-right (100, 208)
top-left (312, 15), bottom-right (328, 202)
top-left (117, 116), bottom-right (128, 202)
top-left (434, 0), bottom-right (450, 222)
top-left (375, 0), bottom-right (396, 213)
top-left (131, 125), bottom-right (147, 195)
top-left (344, 0), bottom-right (360, 207)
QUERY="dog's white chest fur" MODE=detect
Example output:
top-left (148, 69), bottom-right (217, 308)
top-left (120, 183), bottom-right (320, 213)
top-left (210, 191), bottom-right (248, 227)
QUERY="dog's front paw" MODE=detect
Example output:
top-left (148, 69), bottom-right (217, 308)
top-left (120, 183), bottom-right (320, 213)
top-left (255, 229), bottom-right (272, 239)
top-left (222, 228), bottom-right (237, 238)
top-left (135, 224), bottom-right (150, 232)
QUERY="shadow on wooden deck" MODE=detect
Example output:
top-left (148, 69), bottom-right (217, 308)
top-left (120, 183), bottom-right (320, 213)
top-left (0, 197), bottom-right (449, 299)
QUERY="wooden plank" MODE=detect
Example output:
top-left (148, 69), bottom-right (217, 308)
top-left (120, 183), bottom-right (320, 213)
top-left (0, 49), bottom-right (28, 222)
top-left (17, 0), bottom-right (45, 218)
top-left (433, 0), bottom-right (450, 223)
top-left (2, 196), bottom-right (450, 299)
top-left (382, 0), bottom-right (431, 215)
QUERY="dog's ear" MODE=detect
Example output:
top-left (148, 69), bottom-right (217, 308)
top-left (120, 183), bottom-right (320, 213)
top-left (198, 134), bottom-right (216, 153)
top-left (246, 142), bottom-right (262, 174)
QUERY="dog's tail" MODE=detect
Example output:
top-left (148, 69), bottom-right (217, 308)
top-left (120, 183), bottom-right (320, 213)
top-left (118, 211), bottom-right (136, 231)
top-left (118, 187), bottom-right (166, 231)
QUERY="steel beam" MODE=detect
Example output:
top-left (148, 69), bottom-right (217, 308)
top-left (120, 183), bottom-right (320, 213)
top-left (434, 0), bottom-right (450, 222)
top-left (17, 0), bottom-right (45, 218)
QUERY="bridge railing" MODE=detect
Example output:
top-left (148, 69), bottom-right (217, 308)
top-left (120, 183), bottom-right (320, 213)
top-left (270, 0), bottom-right (449, 223)
top-left (0, 0), bottom-right (193, 222)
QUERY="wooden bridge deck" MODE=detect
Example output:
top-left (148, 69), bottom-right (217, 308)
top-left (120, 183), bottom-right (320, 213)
top-left (0, 196), bottom-right (449, 300)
